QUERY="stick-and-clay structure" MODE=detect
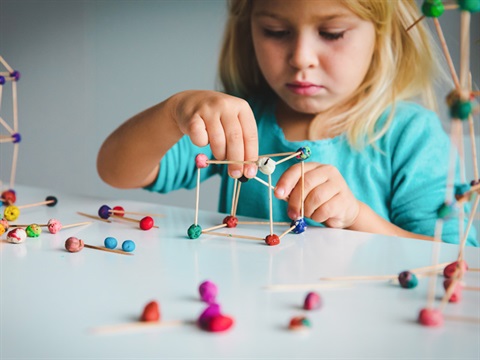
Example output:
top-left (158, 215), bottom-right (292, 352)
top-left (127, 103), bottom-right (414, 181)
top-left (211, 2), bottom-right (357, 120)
top-left (187, 147), bottom-right (311, 246)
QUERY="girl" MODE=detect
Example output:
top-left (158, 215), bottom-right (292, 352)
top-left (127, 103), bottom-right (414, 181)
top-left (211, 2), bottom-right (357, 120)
top-left (97, 0), bottom-right (477, 245)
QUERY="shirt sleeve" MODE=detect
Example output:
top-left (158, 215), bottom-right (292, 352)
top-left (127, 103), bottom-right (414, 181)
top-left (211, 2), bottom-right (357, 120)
top-left (144, 135), bottom-right (217, 193)
top-left (388, 106), bottom-right (477, 246)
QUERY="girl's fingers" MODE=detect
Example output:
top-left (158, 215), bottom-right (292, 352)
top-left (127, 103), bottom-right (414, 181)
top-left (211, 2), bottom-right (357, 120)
top-left (275, 162), bottom-right (325, 201)
top-left (301, 182), bottom-right (339, 221)
top-left (183, 114), bottom-right (209, 147)
top-left (238, 106), bottom-right (258, 178)
top-left (204, 115), bottom-right (227, 161)
top-left (221, 113), bottom-right (245, 178)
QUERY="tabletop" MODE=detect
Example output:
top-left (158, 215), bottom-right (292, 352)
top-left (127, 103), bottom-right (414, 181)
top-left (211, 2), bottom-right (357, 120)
top-left (1, 185), bottom-right (479, 359)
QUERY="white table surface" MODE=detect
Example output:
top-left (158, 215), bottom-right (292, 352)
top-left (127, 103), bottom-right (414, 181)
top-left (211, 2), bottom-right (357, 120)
top-left (1, 185), bottom-right (479, 359)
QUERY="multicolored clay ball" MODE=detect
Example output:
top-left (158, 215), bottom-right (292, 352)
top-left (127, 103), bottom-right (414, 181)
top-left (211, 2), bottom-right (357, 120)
top-left (140, 300), bottom-right (161, 322)
top-left (47, 219), bottom-right (62, 234)
top-left (1, 189), bottom-right (16, 204)
top-left (6, 228), bottom-right (27, 244)
top-left (288, 316), bottom-right (312, 331)
top-left (104, 236), bottom-right (118, 249)
top-left (397, 271), bottom-right (418, 289)
top-left (65, 237), bottom-right (85, 253)
top-left (122, 240), bottom-right (135, 252)
top-left (198, 303), bottom-right (234, 332)
top-left (303, 292), bottom-right (321, 310)
top-left (139, 216), bottom-right (154, 230)
top-left (199, 280), bottom-right (218, 303)
top-left (26, 224), bottom-right (42, 238)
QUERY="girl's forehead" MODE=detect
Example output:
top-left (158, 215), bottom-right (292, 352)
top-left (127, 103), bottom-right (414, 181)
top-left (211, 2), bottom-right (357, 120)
top-left (252, 0), bottom-right (359, 22)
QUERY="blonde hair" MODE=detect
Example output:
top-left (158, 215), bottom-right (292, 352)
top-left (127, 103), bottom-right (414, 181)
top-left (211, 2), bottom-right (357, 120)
top-left (218, 0), bottom-right (447, 148)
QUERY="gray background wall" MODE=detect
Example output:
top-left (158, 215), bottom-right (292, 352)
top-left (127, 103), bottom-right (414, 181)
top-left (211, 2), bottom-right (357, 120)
top-left (0, 0), bottom-right (478, 215)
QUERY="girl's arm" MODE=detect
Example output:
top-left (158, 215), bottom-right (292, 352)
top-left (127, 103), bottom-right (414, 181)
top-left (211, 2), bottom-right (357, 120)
top-left (347, 202), bottom-right (434, 241)
top-left (97, 90), bottom-right (259, 189)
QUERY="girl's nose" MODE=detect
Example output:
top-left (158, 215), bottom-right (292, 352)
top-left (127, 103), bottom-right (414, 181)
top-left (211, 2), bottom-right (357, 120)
top-left (288, 34), bottom-right (319, 70)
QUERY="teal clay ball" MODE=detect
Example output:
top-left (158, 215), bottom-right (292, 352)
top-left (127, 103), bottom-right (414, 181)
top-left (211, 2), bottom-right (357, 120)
top-left (104, 236), bottom-right (118, 249)
top-left (187, 224), bottom-right (202, 239)
top-left (421, 0), bottom-right (445, 17)
top-left (437, 202), bottom-right (456, 219)
top-left (458, 0), bottom-right (480, 12)
top-left (122, 240), bottom-right (136, 252)
top-left (449, 99), bottom-right (472, 121)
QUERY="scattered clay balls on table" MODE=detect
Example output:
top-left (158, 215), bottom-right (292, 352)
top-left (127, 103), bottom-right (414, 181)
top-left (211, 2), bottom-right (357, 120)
top-left (199, 280), bottom-right (218, 303)
top-left (122, 240), bottom-right (136, 252)
top-left (65, 237), bottom-right (85, 252)
top-left (140, 301), bottom-right (161, 322)
top-left (398, 271), bottom-right (418, 289)
top-left (104, 236), bottom-right (118, 249)
top-left (303, 292), bottom-right (321, 310)
top-left (25, 224), bottom-right (42, 238)
top-left (6, 228), bottom-right (27, 244)
top-left (288, 316), bottom-right (312, 331)
top-left (197, 303), bottom-right (234, 333)
top-left (418, 308), bottom-right (443, 327)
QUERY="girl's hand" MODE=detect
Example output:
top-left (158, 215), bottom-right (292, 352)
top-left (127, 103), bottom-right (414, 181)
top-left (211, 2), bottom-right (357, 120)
top-left (274, 162), bottom-right (360, 228)
top-left (170, 90), bottom-right (258, 179)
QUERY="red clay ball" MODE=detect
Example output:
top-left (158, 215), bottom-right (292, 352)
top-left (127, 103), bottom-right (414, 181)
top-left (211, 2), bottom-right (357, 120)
top-left (265, 234), bottom-right (280, 246)
top-left (112, 205), bottom-right (125, 217)
top-left (223, 216), bottom-right (238, 228)
top-left (418, 308), bottom-right (443, 327)
top-left (443, 260), bottom-right (468, 278)
top-left (139, 216), bottom-right (154, 230)
top-left (140, 300), bottom-right (160, 322)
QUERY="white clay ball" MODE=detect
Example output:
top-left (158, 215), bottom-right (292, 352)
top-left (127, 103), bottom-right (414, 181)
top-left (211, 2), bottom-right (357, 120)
top-left (258, 157), bottom-right (276, 175)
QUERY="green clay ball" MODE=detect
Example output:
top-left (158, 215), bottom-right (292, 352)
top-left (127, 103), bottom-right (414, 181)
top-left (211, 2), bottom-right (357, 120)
top-left (437, 203), bottom-right (455, 219)
top-left (449, 99), bottom-right (472, 121)
top-left (26, 224), bottom-right (42, 237)
top-left (187, 224), bottom-right (202, 239)
top-left (421, 1), bottom-right (445, 17)
top-left (458, 0), bottom-right (480, 12)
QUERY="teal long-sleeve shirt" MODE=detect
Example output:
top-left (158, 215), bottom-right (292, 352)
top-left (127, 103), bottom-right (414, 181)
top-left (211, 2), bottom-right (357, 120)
top-left (146, 101), bottom-right (477, 246)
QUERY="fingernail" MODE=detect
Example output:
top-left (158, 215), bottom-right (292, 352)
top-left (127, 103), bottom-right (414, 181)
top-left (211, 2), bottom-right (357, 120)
top-left (247, 167), bottom-right (256, 178)
top-left (230, 170), bottom-right (241, 178)
top-left (288, 209), bottom-right (298, 220)
top-left (275, 187), bottom-right (285, 197)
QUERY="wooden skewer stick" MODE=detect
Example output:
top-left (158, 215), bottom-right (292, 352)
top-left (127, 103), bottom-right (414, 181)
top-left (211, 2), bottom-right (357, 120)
top-left (279, 225), bottom-right (297, 239)
top-left (201, 230), bottom-right (264, 241)
top-left (443, 315), bottom-right (480, 324)
top-left (110, 214), bottom-right (159, 229)
top-left (260, 151), bottom-right (297, 158)
top-left (405, 15), bottom-right (425, 33)
top-left (194, 168), bottom-right (200, 225)
top-left (264, 282), bottom-right (354, 292)
top-left (84, 244), bottom-right (133, 256)
top-left (318, 262), bottom-right (450, 281)
top-left (17, 199), bottom-right (55, 209)
top-left (202, 223), bottom-right (227, 232)
top-left (109, 209), bottom-right (165, 217)
top-left (77, 212), bottom-right (112, 223)
top-left (206, 159), bottom-right (257, 165)
top-left (463, 286), bottom-right (480, 291)
top-left (237, 221), bottom-right (291, 226)
top-left (61, 221), bottom-right (92, 229)
top-left (433, 17), bottom-right (461, 91)
top-left (90, 319), bottom-right (184, 335)
top-left (275, 151), bottom-right (302, 165)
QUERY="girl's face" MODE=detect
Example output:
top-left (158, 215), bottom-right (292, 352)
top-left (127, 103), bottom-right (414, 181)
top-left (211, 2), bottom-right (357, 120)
top-left (251, 0), bottom-right (375, 115)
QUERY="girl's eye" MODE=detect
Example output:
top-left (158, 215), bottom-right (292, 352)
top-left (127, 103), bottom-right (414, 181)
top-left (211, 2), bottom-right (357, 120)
top-left (263, 29), bottom-right (290, 38)
top-left (319, 31), bottom-right (345, 41)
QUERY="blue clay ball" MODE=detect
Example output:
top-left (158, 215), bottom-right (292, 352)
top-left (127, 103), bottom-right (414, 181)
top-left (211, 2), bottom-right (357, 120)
top-left (122, 240), bottom-right (135, 252)
top-left (104, 236), bottom-right (118, 249)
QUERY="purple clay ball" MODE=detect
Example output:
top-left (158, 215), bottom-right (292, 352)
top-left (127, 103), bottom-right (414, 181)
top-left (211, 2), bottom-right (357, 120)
top-left (199, 280), bottom-right (218, 303)
top-left (303, 291), bottom-right (322, 310)
top-left (11, 133), bottom-right (21, 143)
top-left (98, 205), bottom-right (111, 219)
